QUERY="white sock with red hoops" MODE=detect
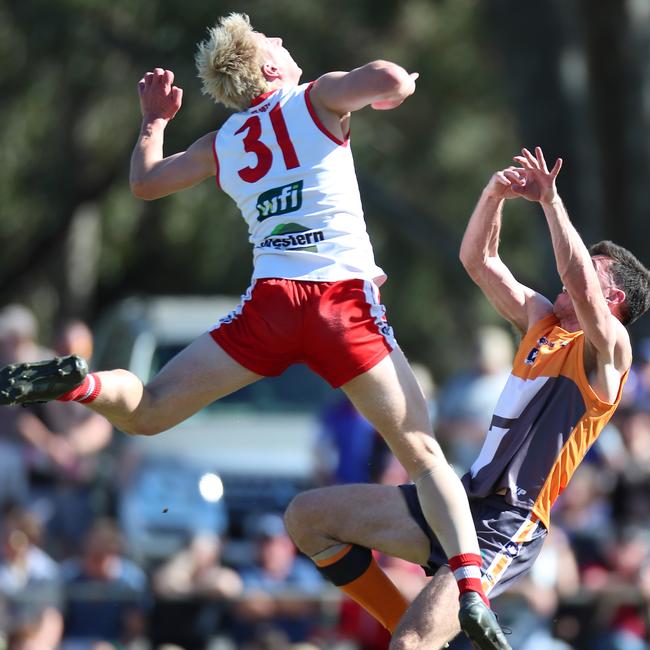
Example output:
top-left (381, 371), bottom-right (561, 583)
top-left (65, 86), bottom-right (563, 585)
top-left (449, 553), bottom-right (489, 606)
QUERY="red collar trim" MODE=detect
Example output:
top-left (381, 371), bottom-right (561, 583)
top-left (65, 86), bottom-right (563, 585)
top-left (249, 89), bottom-right (279, 107)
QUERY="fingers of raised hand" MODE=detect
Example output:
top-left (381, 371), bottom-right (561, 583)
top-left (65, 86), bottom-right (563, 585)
top-left (171, 86), bottom-right (183, 105)
top-left (521, 147), bottom-right (539, 168)
top-left (503, 168), bottom-right (525, 185)
top-left (513, 154), bottom-right (532, 169)
top-left (150, 68), bottom-right (165, 89)
top-left (515, 148), bottom-right (562, 180)
top-left (141, 69), bottom-right (177, 99)
top-left (149, 68), bottom-right (174, 89)
top-left (550, 157), bottom-right (563, 178)
top-left (535, 146), bottom-right (548, 172)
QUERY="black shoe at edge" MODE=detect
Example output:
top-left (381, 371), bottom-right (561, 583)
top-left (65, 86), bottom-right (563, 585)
top-left (0, 355), bottom-right (88, 406)
top-left (458, 592), bottom-right (512, 650)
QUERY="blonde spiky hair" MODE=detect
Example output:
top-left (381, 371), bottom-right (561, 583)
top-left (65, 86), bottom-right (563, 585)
top-left (195, 13), bottom-right (270, 111)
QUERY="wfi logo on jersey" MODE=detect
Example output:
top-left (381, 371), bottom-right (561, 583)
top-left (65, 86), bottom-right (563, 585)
top-left (256, 180), bottom-right (303, 221)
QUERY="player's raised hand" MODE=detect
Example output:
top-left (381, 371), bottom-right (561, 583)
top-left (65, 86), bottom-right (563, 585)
top-left (505, 146), bottom-right (562, 204)
top-left (138, 68), bottom-right (184, 123)
top-left (485, 166), bottom-right (524, 200)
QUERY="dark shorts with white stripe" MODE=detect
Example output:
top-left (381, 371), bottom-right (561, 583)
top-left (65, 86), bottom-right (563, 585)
top-left (399, 484), bottom-right (548, 598)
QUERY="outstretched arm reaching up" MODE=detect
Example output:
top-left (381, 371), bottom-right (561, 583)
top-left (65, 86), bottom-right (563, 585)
top-left (505, 146), bottom-right (631, 400)
top-left (130, 68), bottom-right (217, 200)
top-left (459, 167), bottom-right (553, 333)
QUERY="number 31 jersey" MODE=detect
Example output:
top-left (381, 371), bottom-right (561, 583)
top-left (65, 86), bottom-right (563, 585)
top-left (213, 81), bottom-right (386, 286)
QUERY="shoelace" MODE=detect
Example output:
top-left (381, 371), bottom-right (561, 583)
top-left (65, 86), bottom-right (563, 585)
top-left (492, 610), bottom-right (512, 637)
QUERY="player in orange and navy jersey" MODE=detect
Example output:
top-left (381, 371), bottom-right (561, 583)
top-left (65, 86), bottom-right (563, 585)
top-left (284, 146), bottom-right (650, 648)
top-left (0, 13), bottom-right (508, 648)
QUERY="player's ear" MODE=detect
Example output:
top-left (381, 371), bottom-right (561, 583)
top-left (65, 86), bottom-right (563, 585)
top-left (262, 62), bottom-right (281, 81)
top-left (606, 288), bottom-right (626, 305)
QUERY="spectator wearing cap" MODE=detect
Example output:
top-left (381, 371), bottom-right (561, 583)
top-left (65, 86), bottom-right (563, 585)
top-left (231, 513), bottom-right (325, 646)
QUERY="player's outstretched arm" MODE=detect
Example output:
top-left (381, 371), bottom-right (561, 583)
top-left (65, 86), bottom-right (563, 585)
top-left (310, 60), bottom-right (418, 116)
top-left (507, 147), bottom-right (630, 368)
top-left (460, 168), bottom-right (553, 333)
top-left (130, 68), bottom-right (216, 201)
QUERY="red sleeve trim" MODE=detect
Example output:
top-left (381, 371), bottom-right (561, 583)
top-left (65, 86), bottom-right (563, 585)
top-left (304, 81), bottom-right (349, 147)
top-left (212, 132), bottom-right (221, 189)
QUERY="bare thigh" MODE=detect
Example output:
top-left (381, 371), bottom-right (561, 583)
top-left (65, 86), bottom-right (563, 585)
top-left (286, 483), bottom-right (431, 565)
top-left (341, 348), bottom-right (444, 477)
top-left (137, 333), bottom-right (263, 432)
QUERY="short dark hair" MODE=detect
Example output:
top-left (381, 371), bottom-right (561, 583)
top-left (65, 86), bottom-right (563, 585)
top-left (589, 240), bottom-right (650, 325)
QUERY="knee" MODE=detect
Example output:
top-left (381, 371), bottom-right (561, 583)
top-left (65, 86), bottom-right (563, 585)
top-left (389, 631), bottom-right (424, 650)
top-left (400, 435), bottom-right (448, 480)
top-left (284, 490), bottom-right (324, 549)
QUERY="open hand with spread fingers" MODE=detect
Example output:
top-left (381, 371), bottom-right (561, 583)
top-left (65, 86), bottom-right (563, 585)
top-left (138, 67), bottom-right (184, 123)
top-left (504, 146), bottom-right (562, 205)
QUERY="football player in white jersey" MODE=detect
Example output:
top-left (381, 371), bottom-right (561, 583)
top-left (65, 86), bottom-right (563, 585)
top-left (0, 14), bottom-right (507, 648)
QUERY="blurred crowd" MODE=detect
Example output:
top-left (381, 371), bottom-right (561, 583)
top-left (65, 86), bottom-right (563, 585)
top-left (2, 305), bottom-right (650, 650)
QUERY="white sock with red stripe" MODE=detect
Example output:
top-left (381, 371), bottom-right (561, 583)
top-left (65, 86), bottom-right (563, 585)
top-left (449, 553), bottom-right (489, 606)
top-left (57, 373), bottom-right (102, 404)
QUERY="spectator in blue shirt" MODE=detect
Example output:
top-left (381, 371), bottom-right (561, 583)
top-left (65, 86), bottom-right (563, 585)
top-left (60, 518), bottom-right (149, 649)
top-left (232, 513), bottom-right (324, 645)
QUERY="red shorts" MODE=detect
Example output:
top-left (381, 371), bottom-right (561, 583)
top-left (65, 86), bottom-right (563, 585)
top-left (210, 278), bottom-right (396, 387)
